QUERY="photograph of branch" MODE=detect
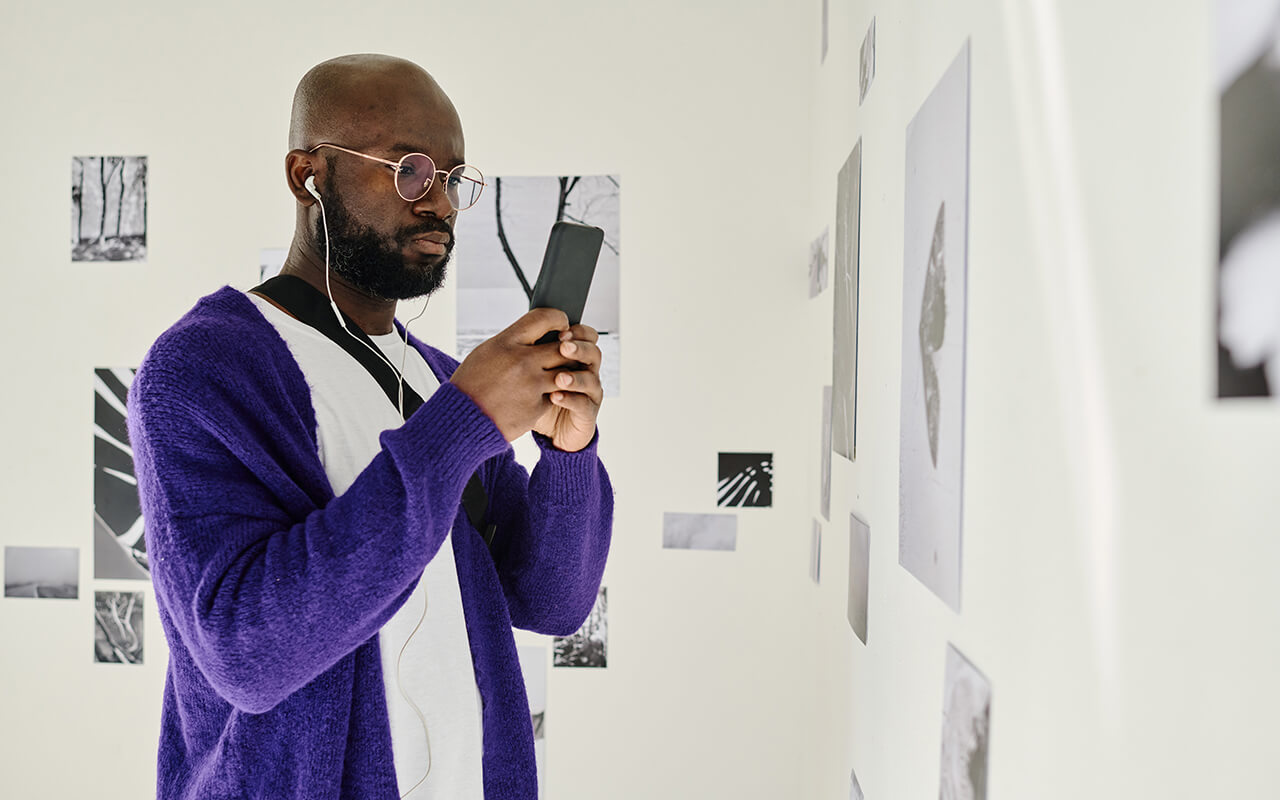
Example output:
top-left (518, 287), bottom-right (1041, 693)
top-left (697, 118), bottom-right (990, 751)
top-left (848, 514), bottom-right (870, 644)
top-left (809, 227), bottom-right (830, 298)
top-left (1216, 0), bottom-right (1280, 399)
top-left (899, 42), bottom-right (970, 613)
top-left (553, 586), bottom-right (606, 668)
top-left (860, 18), bottom-right (877, 105)
top-left (939, 643), bottom-right (991, 800)
top-left (717, 452), bottom-right (773, 508)
top-left (259, 247), bottom-right (287, 281)
top-left (94, 590), bottom-right (144, 665)
top-left (4, 546), bottom-right (78, 599)
top-left (832, 140), bottom-right (862, 462)
top-left (71, 156), bottom-right (146, 262)
top-left (663, 512), bottom-right (737, 551)
top-left (454, 174), bottom-right (621, 396)
top-left (95, 368), bottom-right (148, 580)
top-left (516, 645), bottom-right (547, 799)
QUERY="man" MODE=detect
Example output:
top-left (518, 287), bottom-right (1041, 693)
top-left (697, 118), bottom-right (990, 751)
top-left (127, 54), bottom-right (613, 800)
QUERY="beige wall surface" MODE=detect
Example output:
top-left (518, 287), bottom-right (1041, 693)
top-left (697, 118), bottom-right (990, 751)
top-left (1, 1), bottom-right (1276, 799)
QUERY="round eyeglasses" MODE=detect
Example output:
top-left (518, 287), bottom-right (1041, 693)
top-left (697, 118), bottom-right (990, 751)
top-left (309, 142), bottom-right (486, 210)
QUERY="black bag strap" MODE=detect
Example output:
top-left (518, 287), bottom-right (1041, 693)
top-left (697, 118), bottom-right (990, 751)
top-left (250, 274), bottom-right (497, 549)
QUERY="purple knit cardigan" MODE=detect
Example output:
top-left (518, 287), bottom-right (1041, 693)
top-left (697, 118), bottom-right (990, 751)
top-left (127, 286), bottom-right (613, 799)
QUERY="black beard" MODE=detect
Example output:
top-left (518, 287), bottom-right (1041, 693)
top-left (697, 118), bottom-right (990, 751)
top-left (313, 189), bottom-right (453, 301)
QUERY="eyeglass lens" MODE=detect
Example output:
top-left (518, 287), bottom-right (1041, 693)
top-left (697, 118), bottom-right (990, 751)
top-left (395, 154), bottom-right (484, 210)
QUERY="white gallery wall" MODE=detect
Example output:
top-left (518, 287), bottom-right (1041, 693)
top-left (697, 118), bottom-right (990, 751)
top-left (0, 2), bottom-right (1276, 800)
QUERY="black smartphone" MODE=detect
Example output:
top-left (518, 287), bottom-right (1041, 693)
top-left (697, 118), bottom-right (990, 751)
top-left (530, 221), bottom-right (604, 345)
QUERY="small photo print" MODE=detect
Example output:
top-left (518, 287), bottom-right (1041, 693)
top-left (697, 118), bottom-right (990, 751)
top-left (850, 767), bottom-right (866, 800)
top-left (95, 368), bottom-right (148, 580)
top-left (832, 140), bottom-right (862, 462)
top-left (810, 520), bottom-right (822, 583)
top-left (940, 643), bottom-right (991, 800)
top-left (860, 18), bottom-right (877, 105)
top-left (809, 227), bottom-right (830, 298)
top-left (554, 586), bottom-right (607, 668)
top-left (94, 590), bottom-right (144, 664)
top-left (516, 645), bottom-right (547, 799)
top-left (717, 452), bottom-right (774, 508)
top-left (4, 546), bottom-right (78, 599)
top-left (663, 512), bottom-right (737, 551)
top-left (259, 247), bottom-right (287, 281)
top-left (821, 0), bottom-right (829, 63)
top-left (71, 156), bottom-right (147, 262)
top-left (848, 514), bottom-right (870, 644)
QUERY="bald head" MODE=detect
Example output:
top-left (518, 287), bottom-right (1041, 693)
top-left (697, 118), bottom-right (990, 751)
top-left (288, 54), bottom-right (461, 152)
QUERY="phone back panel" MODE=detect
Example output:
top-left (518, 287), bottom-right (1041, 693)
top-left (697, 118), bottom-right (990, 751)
top-left (529, 221), bottom-right (604, 327)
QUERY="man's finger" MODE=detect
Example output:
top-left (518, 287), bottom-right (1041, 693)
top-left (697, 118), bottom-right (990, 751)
top-left (551, 369), bottom-right (603, 404)
top-left (556, 339), bottom-right (601, 371)
top-left (549, 388), bottom-right (601, 420)
top-left (510, 307), bottom-right (571, 344)
top-left (560, 324), bottom-right (599, 345)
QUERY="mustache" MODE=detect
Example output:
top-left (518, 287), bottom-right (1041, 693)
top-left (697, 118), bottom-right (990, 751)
top-left (397, 219), bottom-right (454, 248)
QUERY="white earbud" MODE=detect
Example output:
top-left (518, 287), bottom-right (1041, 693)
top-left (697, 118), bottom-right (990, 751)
top-left (304, 175), bottom-right (321, 200)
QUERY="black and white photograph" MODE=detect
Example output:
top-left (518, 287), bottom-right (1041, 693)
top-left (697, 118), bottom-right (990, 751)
top-left (71, 156), bottom-right (147, 262)
top-left (939, 643), bottom-right (991, 800)
top-left (898, 42), bottom-right (970, 612)
top-left (454, 174), bottom-right (621, 396)
top-left (809, 226), bottom-right (830, 298)
top-left (819, 385), bottom-right (832, 520)
top-left (554, 586), bottom-right (606, 668)
top-left (860, 18), bottom-right (877, 105)
top-left (4, 546), bottom-right (78, 599)
top-left (821, 0), bottom-right (830, 63)
top-left (832, 140), bottom-right (862, 462)
top-left (94, 590), bottom-right (144, 665)
top-left (516, 645), bottom-right (547, 799)
top-left (95, 367), bottom-right (148, 580)
top-left (662, 512), bottom-right (737, 552)
top-left (850, 767), bottom-right (866, 800)
top-left (717, 452), bottom-right (774, 508)
top-left (810, 519), bottom-right (822, 583)
top-left (259, 247), bottom-right (287, 281)
top-left (847, 514), bottom-right (870, 644)
top-left (1217, 0), bottom-right (1280, 399)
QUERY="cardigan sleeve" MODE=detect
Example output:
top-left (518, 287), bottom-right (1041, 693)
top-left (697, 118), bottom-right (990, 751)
top-left (129, 321), bottom-right (509, 715)
top-left (480, 432), bottom-right (614, 637)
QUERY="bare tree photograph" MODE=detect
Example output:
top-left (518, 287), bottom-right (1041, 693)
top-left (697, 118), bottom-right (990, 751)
top-left (71, 156), bottom-right (147, 262)
top-left (94, 590), bottom-right (144, 665)
top-left (899, 42), bottom-right (970, 613)
top-left (4, 546), bottom-right (78, 599)
top-left (663, 512), bottom-right (737, 551)
top-left (553, 586), bottom-right (607, 668)
top-left (810, 226), bottom-right (830, 298)
top-left (95, 367), bottom-right (148, 580)
top-left (717, 452), bottom-right (774, 508)
top-left (1217, 0), bottom-right (1280, 398)
top-left (259, 246), bottom-right (287, 281)
top-left (939, 643), bottom-right (991, 800)
top-left (454, 174), bottom-right (621, 396)
top-left (860, 18), bottom-right (877, 105)
top-left (819, 385), bottom-right (832, 520)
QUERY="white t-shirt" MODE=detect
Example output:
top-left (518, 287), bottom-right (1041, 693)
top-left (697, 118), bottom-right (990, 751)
top-left (247, 293), bottom-right (485, 799)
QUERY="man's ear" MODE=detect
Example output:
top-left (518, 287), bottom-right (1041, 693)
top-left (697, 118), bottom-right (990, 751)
top-left (285, 150), bottom-right (318, 206)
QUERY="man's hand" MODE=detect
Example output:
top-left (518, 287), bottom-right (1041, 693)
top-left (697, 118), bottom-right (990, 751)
top-left (531, 323), bottom-right (603, 453)
top-left (449, 308), bottom-right (602, 451)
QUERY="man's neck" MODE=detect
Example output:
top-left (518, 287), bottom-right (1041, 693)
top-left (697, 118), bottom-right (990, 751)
top-left (277, 245), bottom-right (398, 336)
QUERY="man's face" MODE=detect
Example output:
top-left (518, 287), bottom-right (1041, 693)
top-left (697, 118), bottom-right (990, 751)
top-left (311, 82), bottom-right (467, 302)
top-left (313, 153), bottom-right (455, 301)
